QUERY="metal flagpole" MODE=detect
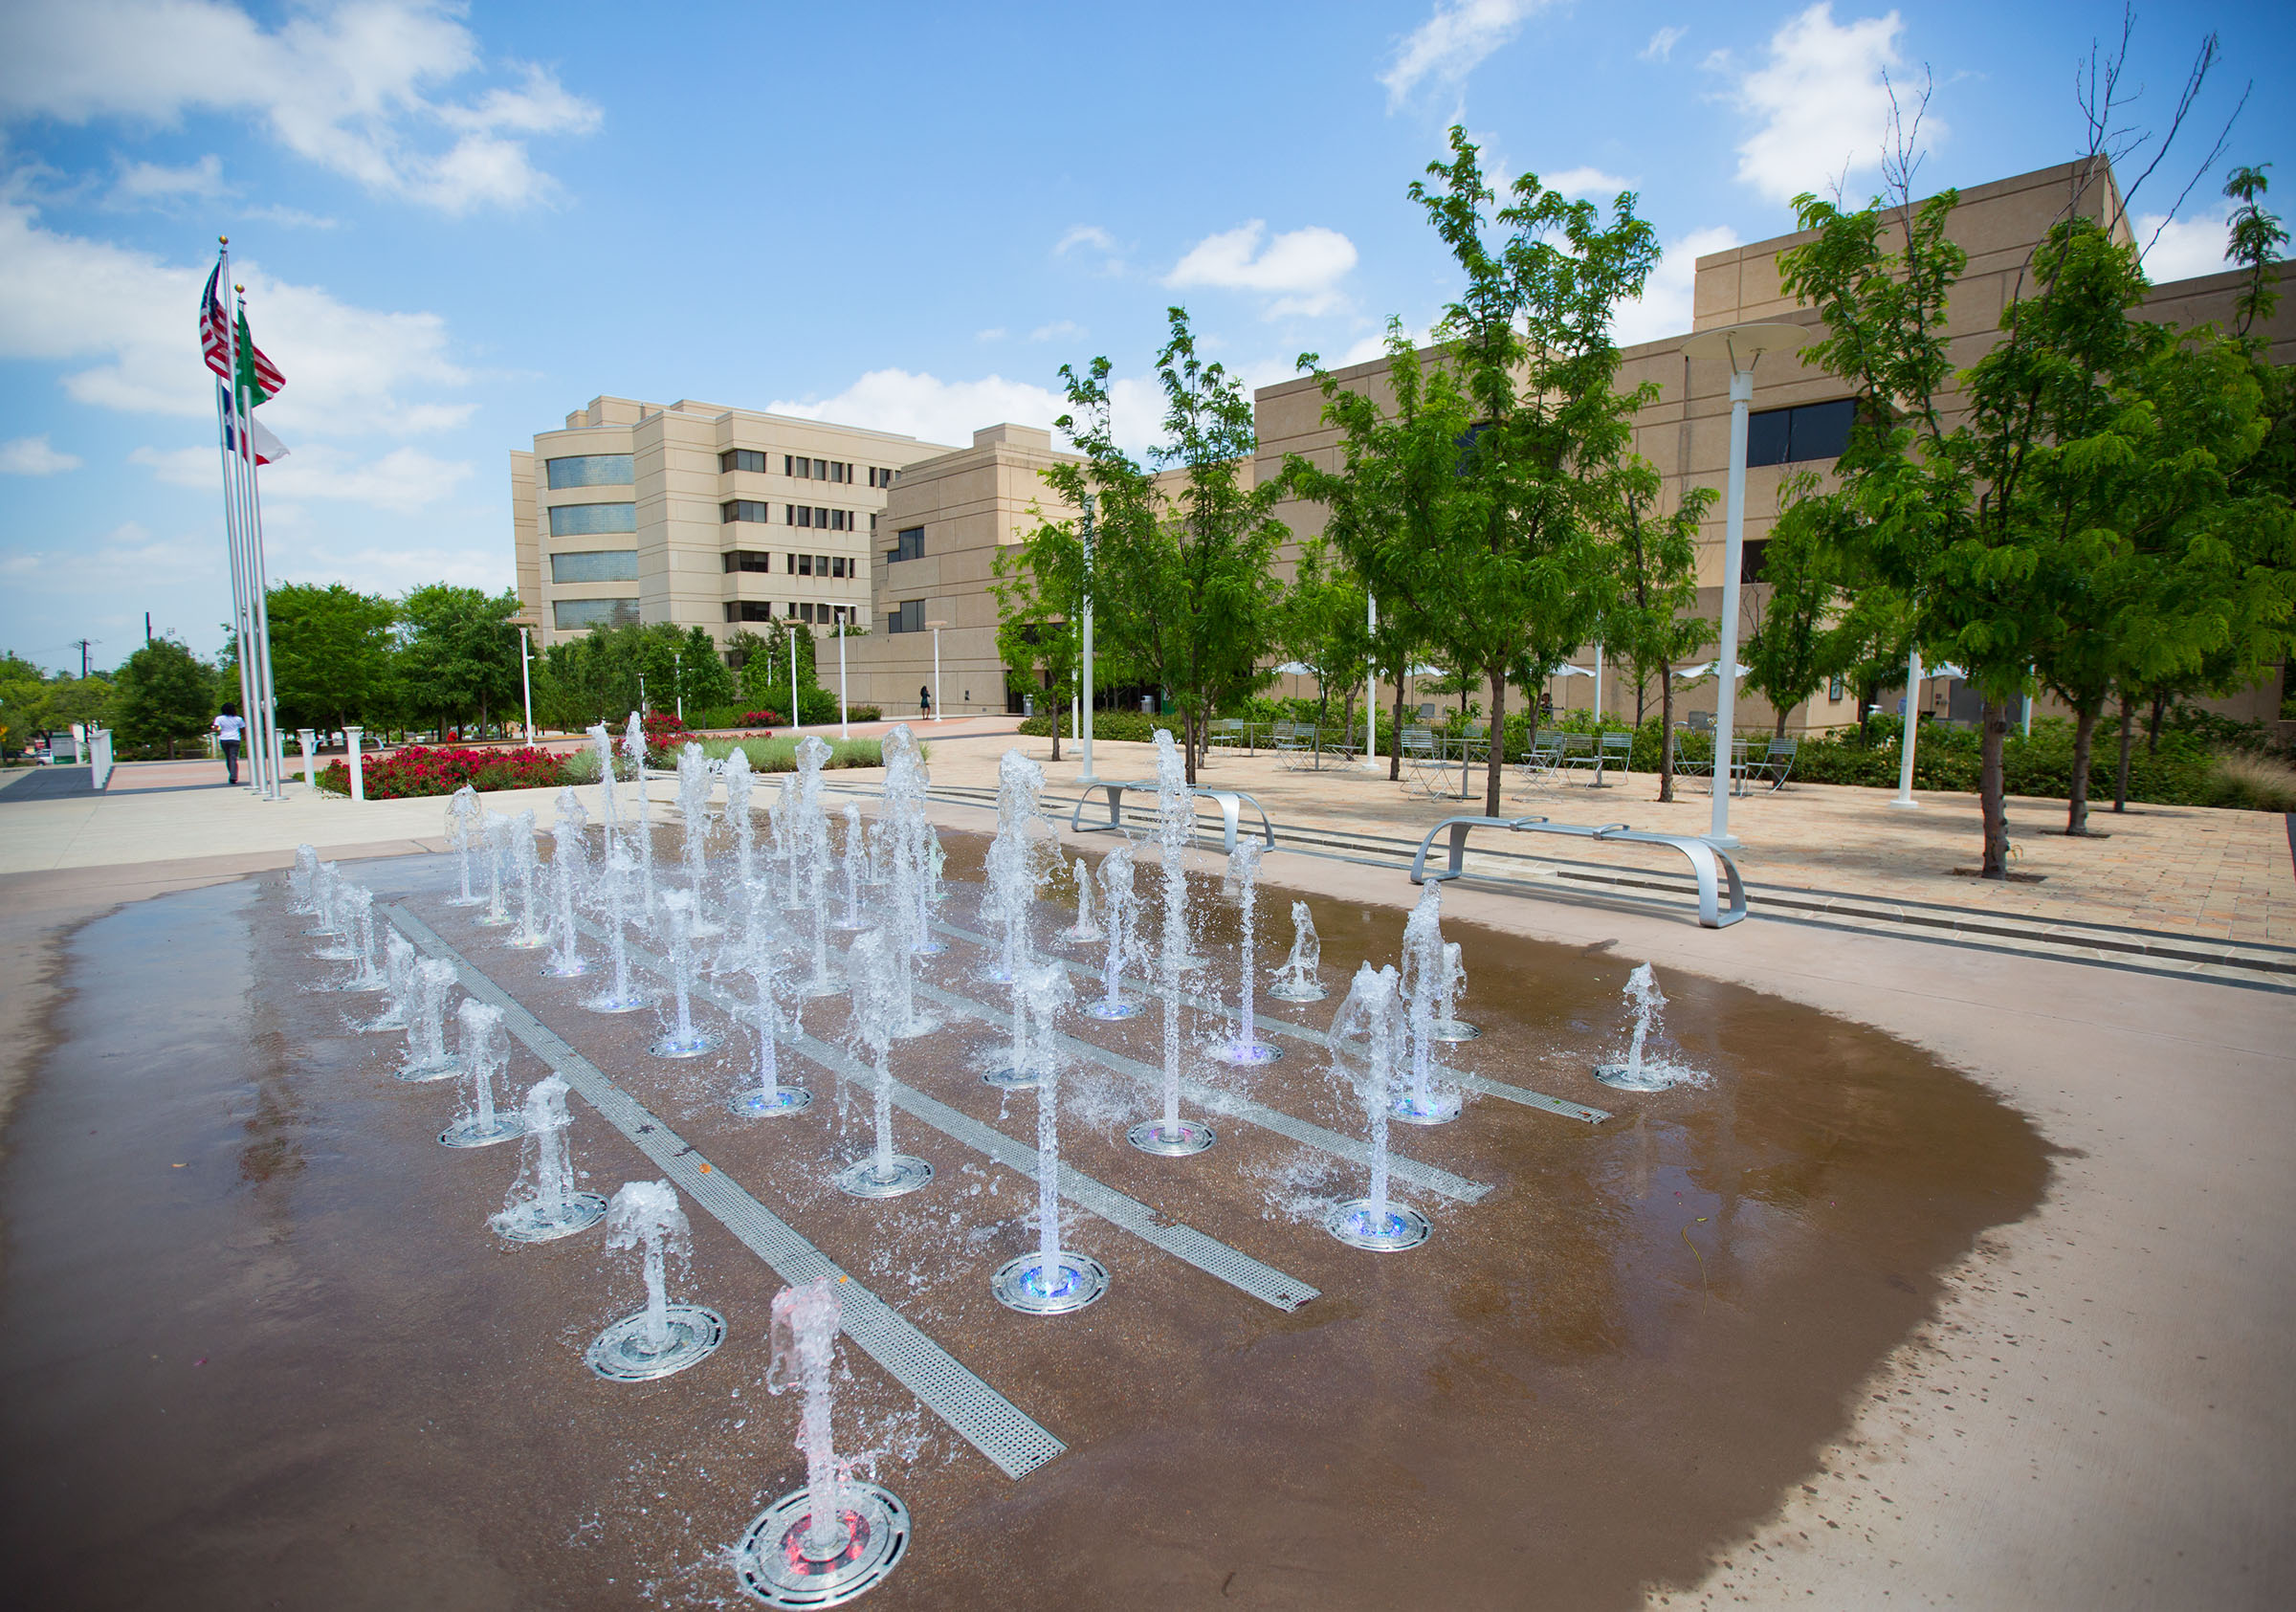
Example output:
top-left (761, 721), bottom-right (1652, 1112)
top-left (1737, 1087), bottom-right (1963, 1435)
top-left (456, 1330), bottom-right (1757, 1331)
top-left (1076, 493), bottom-right (1096, 784)
top-left (235, 287), bottom-right (283, 799)
top-left (216, 243), bottom-right (261, 792)
top-left (1361, 595), bottom-right (1379, 771)
top-left (520, 627), bottom-right (535, 739)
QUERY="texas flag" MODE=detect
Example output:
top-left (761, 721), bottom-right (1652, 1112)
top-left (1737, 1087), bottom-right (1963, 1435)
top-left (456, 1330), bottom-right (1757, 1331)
top-left (219, 382), bottom-right (290, 464)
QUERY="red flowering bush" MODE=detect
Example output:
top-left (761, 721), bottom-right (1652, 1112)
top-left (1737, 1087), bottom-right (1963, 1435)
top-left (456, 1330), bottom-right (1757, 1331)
top-left (317, 742), bottom-right (571, 800)
top-left (640, 708), bottom-right (689, 766)
top-left (740, 709), bottom-right (784, 727)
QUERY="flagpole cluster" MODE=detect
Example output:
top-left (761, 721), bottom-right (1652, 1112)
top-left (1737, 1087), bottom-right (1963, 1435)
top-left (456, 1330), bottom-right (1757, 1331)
top-left (203, 238), bottom-right (289, 800)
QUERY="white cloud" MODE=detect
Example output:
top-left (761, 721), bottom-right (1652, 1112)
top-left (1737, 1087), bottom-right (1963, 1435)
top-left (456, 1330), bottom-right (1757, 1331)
top-left (1547, 166), bottom-right (1635, 199)
top-left (975, 326), bottom-right (1007, 342)
top-left (1380, 0), bottom-right (1552, 108)
top-left (131, 441), bottom-right (473, 512)
top-left (767, 370), bottom-right (1064, 453)
top-left (0, 1), bottom-right (598, 213)
top-left (1643, 25), bottom-right (1689, 62)
top-left (108, 152), bottom-right (227, 206)
top-left (1730, 5), bottom-right (1920, 205)
top-left (1029, 320), bottom-right (1085, 343)
top-left (2137, 209), bottom-right (2233, 284)
top-left (0, 433), bottom-right (82, 475)
top-left (1167, 221), bottom-right (1358, 319)
top-left (1055, 225), bottom-right (1116, 256)
top-left (1613, 224), bottom-right (1739, 346)
top-left (0, 192), bottom-right (471, 437)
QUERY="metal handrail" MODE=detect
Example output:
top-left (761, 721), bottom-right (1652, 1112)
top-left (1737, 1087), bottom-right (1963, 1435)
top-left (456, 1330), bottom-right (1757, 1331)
top-left (1069, 780), bottom-right (1276, 856)
top-left (1408, 813), bottom-right (1748, 929)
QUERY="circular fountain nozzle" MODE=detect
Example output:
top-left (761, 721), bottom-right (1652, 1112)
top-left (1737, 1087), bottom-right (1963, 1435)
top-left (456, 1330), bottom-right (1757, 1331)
top-left (584, 1303), bottom-right (725, 1381)
top-left (1212, 1037), bottom-right (1284, 1067)
top-left (648, 1027), bottom-right (725, 1060)
top-left (1325, 1198), bottom-right (1432, 1251)
top-left (833, 1155), bottom-right (934, 1199)
top-left (542, 957), bottom-right (592, 978)
top-left (1264, 981), bottom-right (1328, 1004)
top-left (439, 1114), bottom-right (526, 1149)
top-left (991, 1251), bottom-right (1109, 1314)
top-left (735, 1482), bottom-right (910, 1608)
top-left (981, 1065), bottom-right (1038, 1091)
top-left (730, 1087), bottom-right (813, 1118)
top-left (1389, 1088), bottom-right (1463, 1126)
top-left (491, 1191), bottom-right (607, 1243)
top-left (1430, 1018), bottom-right (1482, 1044)
top-left (583, 988), bottom-right (656, 1015)
top-left (1126, 1119), bottom-right (1216, 1157)
top-left (1083, 997), bottom-right (1142, 1022)
top-left (909, 938), bottom-right (947, 958)
top-left (395, 1056), bottom-right (460, 1084)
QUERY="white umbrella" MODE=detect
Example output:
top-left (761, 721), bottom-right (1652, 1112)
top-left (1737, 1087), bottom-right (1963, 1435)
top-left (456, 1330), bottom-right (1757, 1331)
top-left (1929, 662), bottom-right (1967, 680)
top-left (1671, 660), bottom-right (1749, 681)
top-left (1404, 664), bottom-right (1445, 677)
top-left (1272, 661), bottom-right (1315, 676)
top-left (1549, 665), bottom-right (1595, 679)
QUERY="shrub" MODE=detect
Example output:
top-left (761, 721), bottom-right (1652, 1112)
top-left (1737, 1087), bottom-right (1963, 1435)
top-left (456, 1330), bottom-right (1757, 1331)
top-left (697, 736), bottom-right (889, 771)
top-left (740, 709), bottom-right (784, 727)
top-left (2207, 749), bottom-right (2296, 812)
top-left (1016, 709), bottom-right (1165, 742)
top-left (318, 742), bottom-right (569, 800)
top-left (640, 708), bottom-right (689, 765)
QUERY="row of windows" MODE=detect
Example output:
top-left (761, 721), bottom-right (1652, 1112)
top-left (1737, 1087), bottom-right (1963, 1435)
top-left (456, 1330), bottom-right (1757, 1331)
top-left (549, 550), bottom-right (638, 584)
top-left (722, 550), bottom-right (854, 579)
top-left (884, 599), bottom-right (927, 633)
top-left (724, 602), bottom-right (855, 625)
top-left (886, 526), bottom-right (925, 563)
top-left (554, 597), bottom-right (639, 630)
top-left (546, 454), bottom-right (632, 489)
top-left (719, 500), bottom-right (865, 530)
top-left (549, 502), bottom-right (637, 537)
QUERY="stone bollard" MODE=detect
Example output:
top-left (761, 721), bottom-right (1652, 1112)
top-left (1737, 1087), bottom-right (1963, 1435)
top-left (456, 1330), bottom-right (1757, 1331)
top-left (345, 726), bottom-right (365, 803)
top-left (298, 728), bottom-right (318, 788)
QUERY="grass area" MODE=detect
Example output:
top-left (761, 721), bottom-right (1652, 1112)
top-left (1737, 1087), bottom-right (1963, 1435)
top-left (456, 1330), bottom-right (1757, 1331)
top-left (563, 736), bottom-right (897, 779)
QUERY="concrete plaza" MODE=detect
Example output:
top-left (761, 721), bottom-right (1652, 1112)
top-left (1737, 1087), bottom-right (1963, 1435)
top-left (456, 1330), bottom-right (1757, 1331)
top-left (1, 726), bottom-right (2290, 1607)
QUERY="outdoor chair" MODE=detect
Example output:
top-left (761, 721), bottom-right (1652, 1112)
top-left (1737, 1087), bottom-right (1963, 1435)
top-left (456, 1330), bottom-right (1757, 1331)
top-left (1208, 718), bottom-right (1246, 752)
top-left (1272, 721), bottom-right (1317, 767)
top-left (1556, 733), bottom-right (1600, 776)
top-left (1753, 738), bottom-right (1799, 791)
top-left (1598, 733), bottom-right (1633, 773)
top-left (1687, 709), bottom-right (1713, 734)
top-left (1514, 737), bottom-right (1566, 795)
top-left (1401, 726), bottom-right (1449, 795)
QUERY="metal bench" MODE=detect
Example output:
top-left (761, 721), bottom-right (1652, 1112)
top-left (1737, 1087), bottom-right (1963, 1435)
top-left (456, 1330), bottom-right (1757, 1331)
top-left (1408, 814), bottom-right (1748, 929)
top-left (1069, 780), bottom-right (1276, 856)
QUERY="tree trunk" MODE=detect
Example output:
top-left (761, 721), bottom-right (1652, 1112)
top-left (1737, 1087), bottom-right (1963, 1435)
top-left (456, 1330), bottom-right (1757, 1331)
top-left (1978, 696), bottom-right (2011, 878)
top-left (1484, 669), bottom-right (1506, 819)
top-left (2065, 698), bottom-right (2101, 834)
top-left (1389, 674), bottom-right (1405, 783)
top-left (1182, 707), bottom-right (1198, 787)
top-left (1049, 700), bottom-right (1061, 763)
top-left (1658, 673), bottom-right (1678, 803)
top-left (1774, 705), bottom-right (1790, 740)
top-left (2112, 696), bottom-right (2135, 813)
top-left (2146, 693), bottom-right (2165, 754)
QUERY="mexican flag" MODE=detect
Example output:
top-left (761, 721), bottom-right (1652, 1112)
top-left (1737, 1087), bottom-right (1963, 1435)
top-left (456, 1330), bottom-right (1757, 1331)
top-left (234, 307), bottom-right (285, 407)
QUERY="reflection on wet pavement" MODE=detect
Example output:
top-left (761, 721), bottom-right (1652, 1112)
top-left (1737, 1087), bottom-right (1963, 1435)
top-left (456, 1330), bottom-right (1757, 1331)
top-left (0, 836), bottom-right (2050, 1610)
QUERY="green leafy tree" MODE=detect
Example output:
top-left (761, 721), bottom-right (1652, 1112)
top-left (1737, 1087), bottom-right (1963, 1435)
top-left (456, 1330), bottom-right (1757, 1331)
top-left (1309, 130), bottom-right (1656, 817)
top-left (44, 674), bottom-right (115, 733)
top-left (674, 625), bottom-right (739, 715)
top-left (1603, 463), bottom-right (1713, 799)
top-left (0, 651), bottom-right (55, 756)
top-left (396, 585), bottom-right (522, 737)
top-left (1027, 307), bottom-right (1289, 783)
top-left (731, 623), bottom-right (822, 718)
top-left (112, 637), bottom-right (215, 756)
top-left (1289, 323), bottom-right (1473, 782)
top-left (264, 582), bottom-right (397, 734)
top-left (990, 504), bottom-right (1085, 759)
top-left (1741, 485), bottom-right (1846, 740)
top-left (1276, 539), bottom-right (1372, 737)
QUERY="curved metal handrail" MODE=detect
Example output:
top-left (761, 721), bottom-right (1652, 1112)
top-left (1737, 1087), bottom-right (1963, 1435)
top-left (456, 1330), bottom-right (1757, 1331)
top-left (1069, 781), bottom-right (1276, 856)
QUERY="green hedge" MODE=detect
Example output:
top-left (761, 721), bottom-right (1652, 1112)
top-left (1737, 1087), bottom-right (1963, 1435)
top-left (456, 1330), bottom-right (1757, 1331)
top-left (1016, 710), bottom-right (1167, 742)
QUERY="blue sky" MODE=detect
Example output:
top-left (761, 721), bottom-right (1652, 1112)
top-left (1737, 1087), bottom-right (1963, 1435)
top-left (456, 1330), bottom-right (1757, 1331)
top-left (0, 0), bottom-right (2286, 672)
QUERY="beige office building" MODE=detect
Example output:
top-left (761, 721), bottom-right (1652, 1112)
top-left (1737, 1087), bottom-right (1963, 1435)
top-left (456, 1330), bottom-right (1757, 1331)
top-left (841, 158), bottom-right (2290, 733)
top-left (511, 396), bottom-right (955, 655)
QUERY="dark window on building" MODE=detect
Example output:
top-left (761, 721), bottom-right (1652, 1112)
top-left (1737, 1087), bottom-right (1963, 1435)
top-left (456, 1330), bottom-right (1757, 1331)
top-left (551, 549), bottom-right (638, 584)
top-left (548, 502), bottom-right (636, 537)
top-left (724, 601), bottom-right (777, 622)
top-left (720, 499), bottom-right (772, 523)
top-left (888, 526), bottom-right (924, 563)
top-left (815, 554), bottom-right (828, 575)
top-left (719, 449), bottom-right (768, 475)
top-left (1739, 539), bottom-right (1771, 584)
top-left (545, 454), bottom-right (632, 489)
top-left (886, 599), bottom-right (924, 633)
top-left (722, 550), bottom-right (775, 573)
top-left (1744, 398), bottom-right (1857, 466)
top-left (796, 554), bottom-right (814, 577)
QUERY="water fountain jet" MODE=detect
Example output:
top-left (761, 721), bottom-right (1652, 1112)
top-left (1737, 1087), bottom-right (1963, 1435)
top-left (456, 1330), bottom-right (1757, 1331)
top-left (584, 838), bottom-right (657, 1014)
top-left (730, 944), bottom-right (809, 1116)
top-left (648, 889), bottom-right (724, 1058)
top-left (1085, 846), bottom-right (1143, 1021)
top-left (584, 1181), bottom-right (724, 1380)
top-left (1211, 839), bottom-right (1281, 1065)
top-left (1594, 963), bottom-right (1686, 1091)
top-left (1392, 883), bottom-right (1464, 1126)
top-left (1267, 899), bottom-right (1327, 1004)
top-left (735, 1276), bottom-right (910, 1606)
top-left (444, 786), bottom-right (484, 906)
top-left (396, 957), bottom-right (461, 1080)
top-left (1323, 962), bottom-right (1431, 1251)
top-left (1058, 855), bottom-right (1103, 945)
top-left (991, 962), bottom-right (1107, 1314)
top-left (1127, 731), bottom-right (1216, 1157)
top-left (490, 1075), bottom-right (606, 1241)
top-left (832, 930), bottom-right (933, 1198)
top-left (439, 998), bottom-right (525, 1147)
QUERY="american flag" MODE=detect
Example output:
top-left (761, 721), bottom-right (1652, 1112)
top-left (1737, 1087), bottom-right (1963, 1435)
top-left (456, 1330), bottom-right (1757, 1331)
top-left (200, 262), bottom-right (232, 381)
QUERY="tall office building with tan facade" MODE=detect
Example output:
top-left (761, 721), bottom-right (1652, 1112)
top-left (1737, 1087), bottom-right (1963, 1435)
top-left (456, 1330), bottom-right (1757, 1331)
top-left (511, 396), bottom-right (955, 656)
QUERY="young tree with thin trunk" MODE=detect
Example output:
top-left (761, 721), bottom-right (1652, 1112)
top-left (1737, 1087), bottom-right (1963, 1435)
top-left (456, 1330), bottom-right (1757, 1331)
top-left (1604, 462), bottom-right (1713, 801)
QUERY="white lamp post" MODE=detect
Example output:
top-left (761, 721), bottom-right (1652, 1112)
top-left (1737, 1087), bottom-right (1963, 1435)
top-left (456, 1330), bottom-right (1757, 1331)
top-left (1681, 320), bottom-right (1812, 849)
top-left (836, 613), bottom-right (849, 739)
top-left (519, 626), bottom-right (534, 740)
top-left (1361, 594), bottom-right (1380, 771)
top-left (927, 620), bottom-right (948, 726)
top-left (1889, 646), bottom-right (1924, 809)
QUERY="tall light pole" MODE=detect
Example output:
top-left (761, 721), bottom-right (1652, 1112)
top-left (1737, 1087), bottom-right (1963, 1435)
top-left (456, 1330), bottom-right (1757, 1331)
top-left (1076, 493), bottom-right (1097, 784)
top-left (1361, 594), bottom-right (1380, 771)
top-left (836, 613), bottom-right (849, 739)
top-left (519, 626), bottom-right (534, 740)
top-left (927, 619), bottom-right (948, 726)
top-left (1681, 320), bottom-right (1811, 849)
top-left (1890, 646), bottom-right (1924, 809)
